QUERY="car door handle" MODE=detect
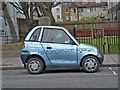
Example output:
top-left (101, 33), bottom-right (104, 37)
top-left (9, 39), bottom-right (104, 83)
top-left (47, 47), bottom-right (52, 49)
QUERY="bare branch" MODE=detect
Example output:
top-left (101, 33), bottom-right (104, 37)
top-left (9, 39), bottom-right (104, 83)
top-left (16, 11), bottom-right (24, 15)
top-left (14, 2), bottom-right (22, 9)
top-left (51, 2), bottom-right (61, 7)
top-left (9, 2), bottom-right (23, 11)
top-left (32, 6), bottom-right (36, 13)
top-left (35, 7), bottom-right (41, 17)
top-left (9, 2), bottom-right (24, 15)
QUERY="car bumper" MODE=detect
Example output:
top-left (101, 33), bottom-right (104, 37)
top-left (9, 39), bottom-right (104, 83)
top-left (99, 55), bottom-right (104, 65)
top-left (21, 51), bottom-right (30, 67)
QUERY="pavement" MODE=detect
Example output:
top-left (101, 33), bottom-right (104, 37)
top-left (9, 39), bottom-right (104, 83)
top-left (0, 54), bottom-right (120, 69)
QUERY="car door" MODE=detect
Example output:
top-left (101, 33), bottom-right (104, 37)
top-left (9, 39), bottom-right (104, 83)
top-left (41, 27), bottom-right (78, 67)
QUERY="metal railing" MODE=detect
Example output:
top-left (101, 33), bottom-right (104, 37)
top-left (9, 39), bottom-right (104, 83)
top-left (70, 29), bottom-right (120, 54)
top-left (1, 29), bottom-right (120, 54)
top-left (0, 34), bottom-right (26, 44)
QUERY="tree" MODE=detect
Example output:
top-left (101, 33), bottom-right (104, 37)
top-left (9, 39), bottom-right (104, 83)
top-left (9, 1), bottom-right (61, 31)
top-left (35, 2), bottom-right (61, 25)
top-left (10, 2), bottom-right (36, 31)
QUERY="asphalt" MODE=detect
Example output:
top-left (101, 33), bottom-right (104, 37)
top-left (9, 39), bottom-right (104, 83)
top-left (2, 67), bottom-right (119, 88)
top-left (0, 54), bottom-right (120, 69)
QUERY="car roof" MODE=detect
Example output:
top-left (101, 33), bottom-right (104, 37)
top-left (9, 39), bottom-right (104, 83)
top-left (34, 26), bottom-right (65, 29)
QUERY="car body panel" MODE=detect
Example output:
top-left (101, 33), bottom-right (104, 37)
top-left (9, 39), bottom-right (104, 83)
top-left (41, 43), bottom-right (78, 68)
top-left (77, 43), bottom-right (97, 66)
top-left (26, 42), bottom-right (52, 67)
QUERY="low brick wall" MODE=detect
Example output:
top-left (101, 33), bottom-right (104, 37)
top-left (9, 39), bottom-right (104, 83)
top-left (2, 44), bottom-right (22, 58)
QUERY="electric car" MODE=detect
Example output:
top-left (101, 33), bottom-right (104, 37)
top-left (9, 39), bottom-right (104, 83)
top-left (21, 26), bottom-right (104, 74)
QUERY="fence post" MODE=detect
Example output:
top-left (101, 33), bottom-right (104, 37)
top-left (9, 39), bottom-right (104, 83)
top-left (73, 27), bottom-right (76, 38)
top-left (91, 29), bottom-right (93, 39)
top-left (103, 42), bottom-right (106, 54)
top-left (108, 43), bottom-right (110, 53)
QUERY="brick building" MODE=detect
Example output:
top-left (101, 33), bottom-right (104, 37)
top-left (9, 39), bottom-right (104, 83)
top-left (61, 0), bottom-right (108, 21)
top-left (108, 1), bottom-right (120, 21)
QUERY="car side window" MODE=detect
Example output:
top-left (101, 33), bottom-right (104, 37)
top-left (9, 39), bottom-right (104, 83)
top-left (29, 28), bottom-right (41, 41)
top-left (42, 28), bottom-right (74, 44)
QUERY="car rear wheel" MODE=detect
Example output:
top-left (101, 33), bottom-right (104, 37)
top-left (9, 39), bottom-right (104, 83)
top-left (82, 56), bottom-right (99, 73)
top-left (27, 57), bottom-right (44, 74)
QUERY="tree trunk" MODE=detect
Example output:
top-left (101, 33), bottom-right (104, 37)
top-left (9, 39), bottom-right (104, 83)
top-left (26, 18), bottom-right (34, 31)
top-left (20, 2), bottom-right (34, 32)
top-left (42, 7), bottom-right (55, 25)
top-left (2, 2), bottom-right (17, 42)
top-left (36, 2), bottom-right (55, 25)
top-left (48, 10), bottom-right (55, 25)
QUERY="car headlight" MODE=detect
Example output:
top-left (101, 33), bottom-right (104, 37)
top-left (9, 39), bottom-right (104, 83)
top-left (97, 49), bottom-right (102, 56)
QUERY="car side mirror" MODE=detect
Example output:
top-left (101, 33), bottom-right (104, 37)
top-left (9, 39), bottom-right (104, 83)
top-left (70, 40), bottom-right (75, 45)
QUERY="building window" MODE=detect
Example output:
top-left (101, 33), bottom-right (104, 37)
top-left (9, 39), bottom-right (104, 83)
top-left (87, 8), bottom-right (93, 12)
top-left (94, 7), bottom-right (97, 11)
top-left (66, 9), bottom-right (69, 13)
top-left (87, 8), bottom-right (90, 12)
top-left (0, 30), bottom-right (6, 36)
top-left (102, 7), bottom-right (106, 11)
top-left (81, 8), bottom-right (84, 12)
top-left (57, 15), bottom-right (60, 19)
top-left (82, 0), bottom-right (87, 4)
top-left (66, 16), bottom-right (69, 20)
top-left (74, 9), bottom-right (76, 13)
top-left (56, 8), bottom-right (60, 12)
top-left (90, 8), bottom-right (93, 11)
top-left (95, 0), bottom-right (101, 3)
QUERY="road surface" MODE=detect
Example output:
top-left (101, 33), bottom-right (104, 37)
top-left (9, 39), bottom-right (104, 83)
top-left (2, 67), bottom-right (119, 88)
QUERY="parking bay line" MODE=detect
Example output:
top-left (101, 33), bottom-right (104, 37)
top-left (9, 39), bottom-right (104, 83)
top-left (109, 67), bottom-right (112, 70)
top-left (109, 67), bottom-right (117, 75)
top-left (112, 71), bottom-right (117, 75)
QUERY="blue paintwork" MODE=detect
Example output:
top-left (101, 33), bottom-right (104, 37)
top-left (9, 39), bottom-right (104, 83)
top-left (21, 26), bottom-right (104, 68)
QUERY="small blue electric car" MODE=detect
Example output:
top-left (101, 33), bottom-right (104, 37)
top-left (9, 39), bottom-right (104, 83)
top-left (21, 26), bottom-right (104, 74)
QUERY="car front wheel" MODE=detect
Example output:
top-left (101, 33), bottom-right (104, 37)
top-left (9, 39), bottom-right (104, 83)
top-left (26, 57), bottom-right (44, 74)
top-left (82, 56), bottom-right (100, 73)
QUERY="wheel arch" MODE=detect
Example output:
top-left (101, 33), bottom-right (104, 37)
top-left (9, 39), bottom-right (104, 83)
top-left (80, 54), bottom-right (100, 67)
top-left (26, 54), bottom-right (46, 69)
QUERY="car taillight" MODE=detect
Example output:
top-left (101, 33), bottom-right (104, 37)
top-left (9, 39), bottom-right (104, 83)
top-left (22, 43), bottom-right (25, 49)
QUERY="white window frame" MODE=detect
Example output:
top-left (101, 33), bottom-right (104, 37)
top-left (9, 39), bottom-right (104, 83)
top-left (87, 8), bottom-right (90, 12)
top-left (66, 16), bottom-right (69, 20)
top-left (56, 8), bottom-right (60, 13)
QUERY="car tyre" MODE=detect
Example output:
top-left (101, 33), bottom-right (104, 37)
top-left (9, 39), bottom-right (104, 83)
top-left (82, 56), bottom-right (99, 73)
top-left (27, 57), bottom-right (44, 74)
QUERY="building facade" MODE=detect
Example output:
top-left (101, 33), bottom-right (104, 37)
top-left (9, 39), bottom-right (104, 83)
top-left (0, 2), bottom-right (25, 36)
top-left (62, 1), bottom-right (108, 21)
top-left (108, 1), bottom-right (120, 21)
top-left (52, 4), bottom-right (63, 22)
top-left (0, 2), bottom-right (3, 35)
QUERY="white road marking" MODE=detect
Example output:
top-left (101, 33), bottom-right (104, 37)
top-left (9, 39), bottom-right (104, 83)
top-left (112, 71), bottom-right (117, 75)
top-left (109, 67), bottom-right (112, 70)
top-left (109, 67), bottom-right (117, 75)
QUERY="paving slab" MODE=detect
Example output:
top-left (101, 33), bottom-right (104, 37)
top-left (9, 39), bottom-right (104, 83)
top-left (103, 54), bottom-right (119, 65)
top-left (1, 57), bottom-right (23, 67)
